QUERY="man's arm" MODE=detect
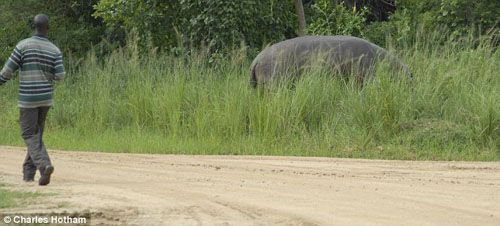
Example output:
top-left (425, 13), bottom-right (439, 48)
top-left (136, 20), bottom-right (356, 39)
top-left (53, 53), bottom-right (65, 81)
top-left (0, 47), bottom-right (22, 85)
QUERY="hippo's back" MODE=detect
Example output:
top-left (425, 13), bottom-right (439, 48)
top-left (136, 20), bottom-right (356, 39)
top-left (250, 35), bottom-right (399, 87)
top-left (267, 35), bottom-right (384, 62)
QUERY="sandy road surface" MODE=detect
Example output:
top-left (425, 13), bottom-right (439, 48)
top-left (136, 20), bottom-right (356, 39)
top-left (0, 146), bottom-right (499, 226)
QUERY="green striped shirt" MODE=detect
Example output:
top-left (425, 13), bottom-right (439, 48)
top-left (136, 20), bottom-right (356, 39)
top-left (0, 35), bottom-right (65, 108)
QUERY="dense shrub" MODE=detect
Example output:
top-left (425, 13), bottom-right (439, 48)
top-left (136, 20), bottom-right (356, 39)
top-left (364, 0), bottom-right (499, 46)
top-left (93, 0), bottom-right (296, 52)
top-left (1, 0), bottom-right (498, 60)
top-left (307, 0), bottom-right (368, 37)
top-left (0, 0), bottom-right (104, 61)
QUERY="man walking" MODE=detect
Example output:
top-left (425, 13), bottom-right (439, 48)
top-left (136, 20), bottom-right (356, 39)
top-left (0, 14), bottom-right (65, 186)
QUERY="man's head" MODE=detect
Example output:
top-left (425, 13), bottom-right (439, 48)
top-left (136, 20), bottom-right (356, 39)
top-left (34, 14), bottom-right (50, 36)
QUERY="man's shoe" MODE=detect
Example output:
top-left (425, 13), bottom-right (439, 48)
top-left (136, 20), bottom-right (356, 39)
top-left (39, 165), bottom-right (54, 186)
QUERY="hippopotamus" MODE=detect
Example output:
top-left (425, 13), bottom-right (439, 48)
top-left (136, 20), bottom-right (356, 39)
top-left (250, 35), bottom-right (412, 87)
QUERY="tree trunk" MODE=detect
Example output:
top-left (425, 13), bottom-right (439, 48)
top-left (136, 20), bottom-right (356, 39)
top-left (294, 0), bottom-right (306, 36)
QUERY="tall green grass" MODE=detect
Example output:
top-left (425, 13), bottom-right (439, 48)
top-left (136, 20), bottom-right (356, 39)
top-left (0, 32), bottom-right (498, 160)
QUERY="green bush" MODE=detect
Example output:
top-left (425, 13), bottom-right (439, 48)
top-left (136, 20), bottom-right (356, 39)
top-left (0, 0), bottom-right (104, 62)
top-left (307, 0), bottom-right (368, 37)
top-left (365, 0), bottom-right (499, 47)
top-left (93, 0), bottom-right (296, 52)
top-left (93, 0), bottom-right (181, 49)
top-left (2, 0), bottom-right (499, 59)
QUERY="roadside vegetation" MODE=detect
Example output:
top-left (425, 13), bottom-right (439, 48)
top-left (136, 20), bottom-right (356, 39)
top-left (0, 0), bottom-right (498, 160)
top-left (0, 29), bottom-right (498, 161)
top-left (0, 183), bottom-right (45, 209)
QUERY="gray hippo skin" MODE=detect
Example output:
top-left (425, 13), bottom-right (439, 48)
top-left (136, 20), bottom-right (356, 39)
top-left (250, 35), bottom-right (412, 87)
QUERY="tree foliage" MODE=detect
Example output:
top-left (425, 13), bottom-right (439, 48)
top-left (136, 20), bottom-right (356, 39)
top-left (1, 0), bottom-right (498, 59)
top-left (0, 0), bottom-right (103, 61)
top-left (93, 0), bottom-right (181, 48)
top-left (400, 0), bottom-right (499, 31)
top-left (364, 0), bottom-right (499, 46)
top-left (341, 0), bottom-right (396, 22)
top-left (307, 0), bottom-right (368, 37)
top-left (93, 0), bottom-right (296, 52)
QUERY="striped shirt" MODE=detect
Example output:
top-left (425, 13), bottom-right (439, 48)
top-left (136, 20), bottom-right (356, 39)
top-left (0, 35), bottom-right (65, 108)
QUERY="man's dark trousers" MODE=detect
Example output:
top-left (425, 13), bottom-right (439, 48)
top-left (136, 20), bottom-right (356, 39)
top-left (20, 107), bottom-right (52, 180)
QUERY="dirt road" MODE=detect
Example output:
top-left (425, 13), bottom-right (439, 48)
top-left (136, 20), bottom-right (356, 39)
top-left (0, 146), bottom-right (499, 225)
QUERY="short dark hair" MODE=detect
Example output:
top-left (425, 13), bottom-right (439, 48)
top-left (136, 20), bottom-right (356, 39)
top-left (34, 14), bottom-right (50, 30)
